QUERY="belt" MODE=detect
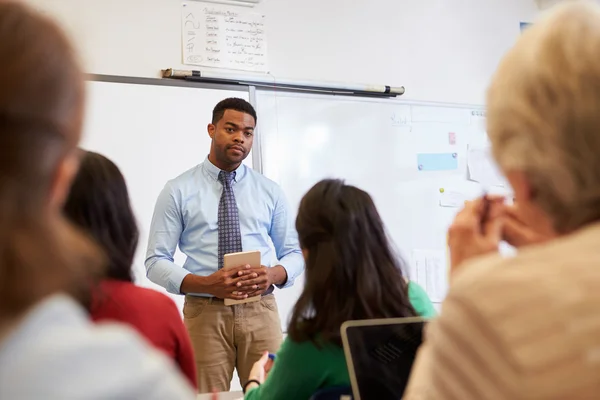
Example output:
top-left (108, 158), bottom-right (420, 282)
top-left (187, 285), bottom-right (274, 301)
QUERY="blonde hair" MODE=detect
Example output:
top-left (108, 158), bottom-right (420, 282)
top-left (487, 1), bottom-right (600, 233)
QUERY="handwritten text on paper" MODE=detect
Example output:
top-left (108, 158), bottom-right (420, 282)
top-left (182, 2), bottom-right (268, 73)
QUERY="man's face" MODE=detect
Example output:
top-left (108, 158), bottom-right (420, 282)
top-left (208, 109), bottom-right (255, 168)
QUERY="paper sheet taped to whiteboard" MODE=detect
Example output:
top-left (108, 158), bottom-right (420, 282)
top-left (417, 153), bottom-right (458, 172)
top-left (182, 2), bottom-right (268, 72)
top-left (439, 190), bottom-right (469, 208)
top-left (467, 146), bottom-right (505, 187)
top-left (411, 249), bottom-right (448, 303)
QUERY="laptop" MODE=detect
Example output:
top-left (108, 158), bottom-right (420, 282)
top-left (341, 317), bottom-right (427, 400)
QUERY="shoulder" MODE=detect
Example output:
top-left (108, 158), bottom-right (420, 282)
top-left (0, 296), bottom-right (194, 399)
top-left (407, 281), bottom-right (437, 318)
top-left (163, 165), bottom-right (202, 195)
top-left (244, 166), bottom-right (280, 190)
top-left (244, 166), bottom-right (286, 199)
top-left (280, 336), bottom-right (343, 359)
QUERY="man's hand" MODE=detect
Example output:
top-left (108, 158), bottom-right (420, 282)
top-left (235, 265), bottom-right (288, 297)
top-left (235, 266), bottom-right (271, 297)
top-left (181, 265), bottom-right (258, 300)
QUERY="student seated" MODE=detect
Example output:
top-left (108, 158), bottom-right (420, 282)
top-left (243, 179), bottom-right (436, 400)
top-left (64, 151), bottom-right (197, 389)
top-left (404, 3), bottom-right (600, 399)
top-left (0, 2), bottom-right (194, 398)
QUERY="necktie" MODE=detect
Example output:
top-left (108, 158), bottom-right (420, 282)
top-left (218, 170), bottom-right (243, 269)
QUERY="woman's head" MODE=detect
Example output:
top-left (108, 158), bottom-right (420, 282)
top-left (0, 2), bottom-right (102, 319)
top-left (64, 152), bottom-right (139, 282)
top-left (288, 179), bottom-right (416, 344)
top-left (487, 2), bottom-right (600, 235)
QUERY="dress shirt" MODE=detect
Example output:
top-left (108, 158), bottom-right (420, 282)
top-left (145, 157), bottom-right (304, 295)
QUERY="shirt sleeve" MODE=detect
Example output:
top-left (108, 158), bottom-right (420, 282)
top-left (245, 338), bottom-right (324, 400)
top-left (403, 293), bottom-right (518, 400)
top-left (269, 186), bottom-right (304, 289)
top-left (145, 183), bottom-right (190, 294)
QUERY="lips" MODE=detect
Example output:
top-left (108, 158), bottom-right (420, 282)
top-left (229, 145), bottom-right (245, 154)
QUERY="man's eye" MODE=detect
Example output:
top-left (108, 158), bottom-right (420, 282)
top-left (226, 128), bottom-right (234, 133)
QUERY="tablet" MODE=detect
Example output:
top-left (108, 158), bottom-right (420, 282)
top-left (223, 250), bottom-right (262, 306)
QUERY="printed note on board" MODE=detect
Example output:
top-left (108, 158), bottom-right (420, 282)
top-left (417, 153), bottom-right (458, 172)
top-left (411, 249), bottom-right (448, 303)
top-left (439, 190), bottom-right (468, 208)
top-left (182, 2), bottom-right (268, 72)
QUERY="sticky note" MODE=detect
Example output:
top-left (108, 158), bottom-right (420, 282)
top-left (448, 132), bottom-right (456, 145)
top-left (417, 153), bottom-right (458, 172)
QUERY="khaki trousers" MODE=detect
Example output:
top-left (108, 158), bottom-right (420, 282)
top-left (183, 294), bottom-right (283, 393)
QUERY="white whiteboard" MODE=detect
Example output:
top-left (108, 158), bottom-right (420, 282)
top-left (80, 79), bottom-right (513, 336)
top-left (81, 80), bottom-right (251, 312)
top-left (257, 91), bottom-right (513, 331)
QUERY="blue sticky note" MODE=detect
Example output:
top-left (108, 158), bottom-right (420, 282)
top-left (417, 153), bottom-right (458, 172)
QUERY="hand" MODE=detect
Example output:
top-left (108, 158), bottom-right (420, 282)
top-left (502, 205), bottom-right (555, 248)
top-left (248, 351), bottom-right (271, 385)
top-left (448, 196), bottom-right (505, 275)
top-left (203, 265), bottom-right (257, 300)
top-left (234, 266), bottom-right (273, 297)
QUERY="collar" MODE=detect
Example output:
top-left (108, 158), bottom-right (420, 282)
top-left (202, 156), bottom-right (247, 183)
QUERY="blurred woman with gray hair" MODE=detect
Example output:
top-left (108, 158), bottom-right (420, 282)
top-left (404, 2), bottom-right (600, 399)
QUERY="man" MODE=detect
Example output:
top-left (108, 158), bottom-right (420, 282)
top-left (145, 98), bottom-right (304, 393)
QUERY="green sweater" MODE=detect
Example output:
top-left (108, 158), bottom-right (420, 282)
top-left (245, 282), bottom-right (436, 400)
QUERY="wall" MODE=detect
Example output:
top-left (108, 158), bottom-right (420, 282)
top-left (27, 0), bottom-right (538, 105)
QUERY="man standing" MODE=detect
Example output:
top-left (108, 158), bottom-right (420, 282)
top-left (145, 98), bottom-right (303, 393)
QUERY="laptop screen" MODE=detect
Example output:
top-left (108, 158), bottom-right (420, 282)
top-left (342, 318), bottom-right (426, 400)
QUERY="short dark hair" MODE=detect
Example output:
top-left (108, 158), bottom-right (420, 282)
top-left (212, 97), bottom-right (257, 125)
top-left (288, 179), bottom-right (417, 346)
top-left (64, 151), bottom-right (138, 282)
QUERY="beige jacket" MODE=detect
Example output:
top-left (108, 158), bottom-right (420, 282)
top-left (403, 223), bottom-right (600, 400)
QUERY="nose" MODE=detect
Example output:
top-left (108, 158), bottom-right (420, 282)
top-left (232, 131), bottom-right (245, 144)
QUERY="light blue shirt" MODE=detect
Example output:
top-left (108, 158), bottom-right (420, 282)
top-left (145, 157), bottom-right (304, 295)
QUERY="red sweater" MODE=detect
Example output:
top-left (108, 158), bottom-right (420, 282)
top-left (90, 280), bottom-right (197, 389)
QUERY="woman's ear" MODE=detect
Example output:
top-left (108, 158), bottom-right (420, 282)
top-left (49, 150), bottom-right (80, 210)
top-left (505, 170), bottom-right (533, 204)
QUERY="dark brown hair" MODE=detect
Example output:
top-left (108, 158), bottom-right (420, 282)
top-left (64, 151), bottom-right (138, 282)
top-left (0, 2), bottom-right (103, 319)
top-left (288, 179), bottom-right (417, 346)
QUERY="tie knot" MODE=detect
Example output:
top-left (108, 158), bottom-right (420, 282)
top-left (218, 170), bottom-right (236, 184)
